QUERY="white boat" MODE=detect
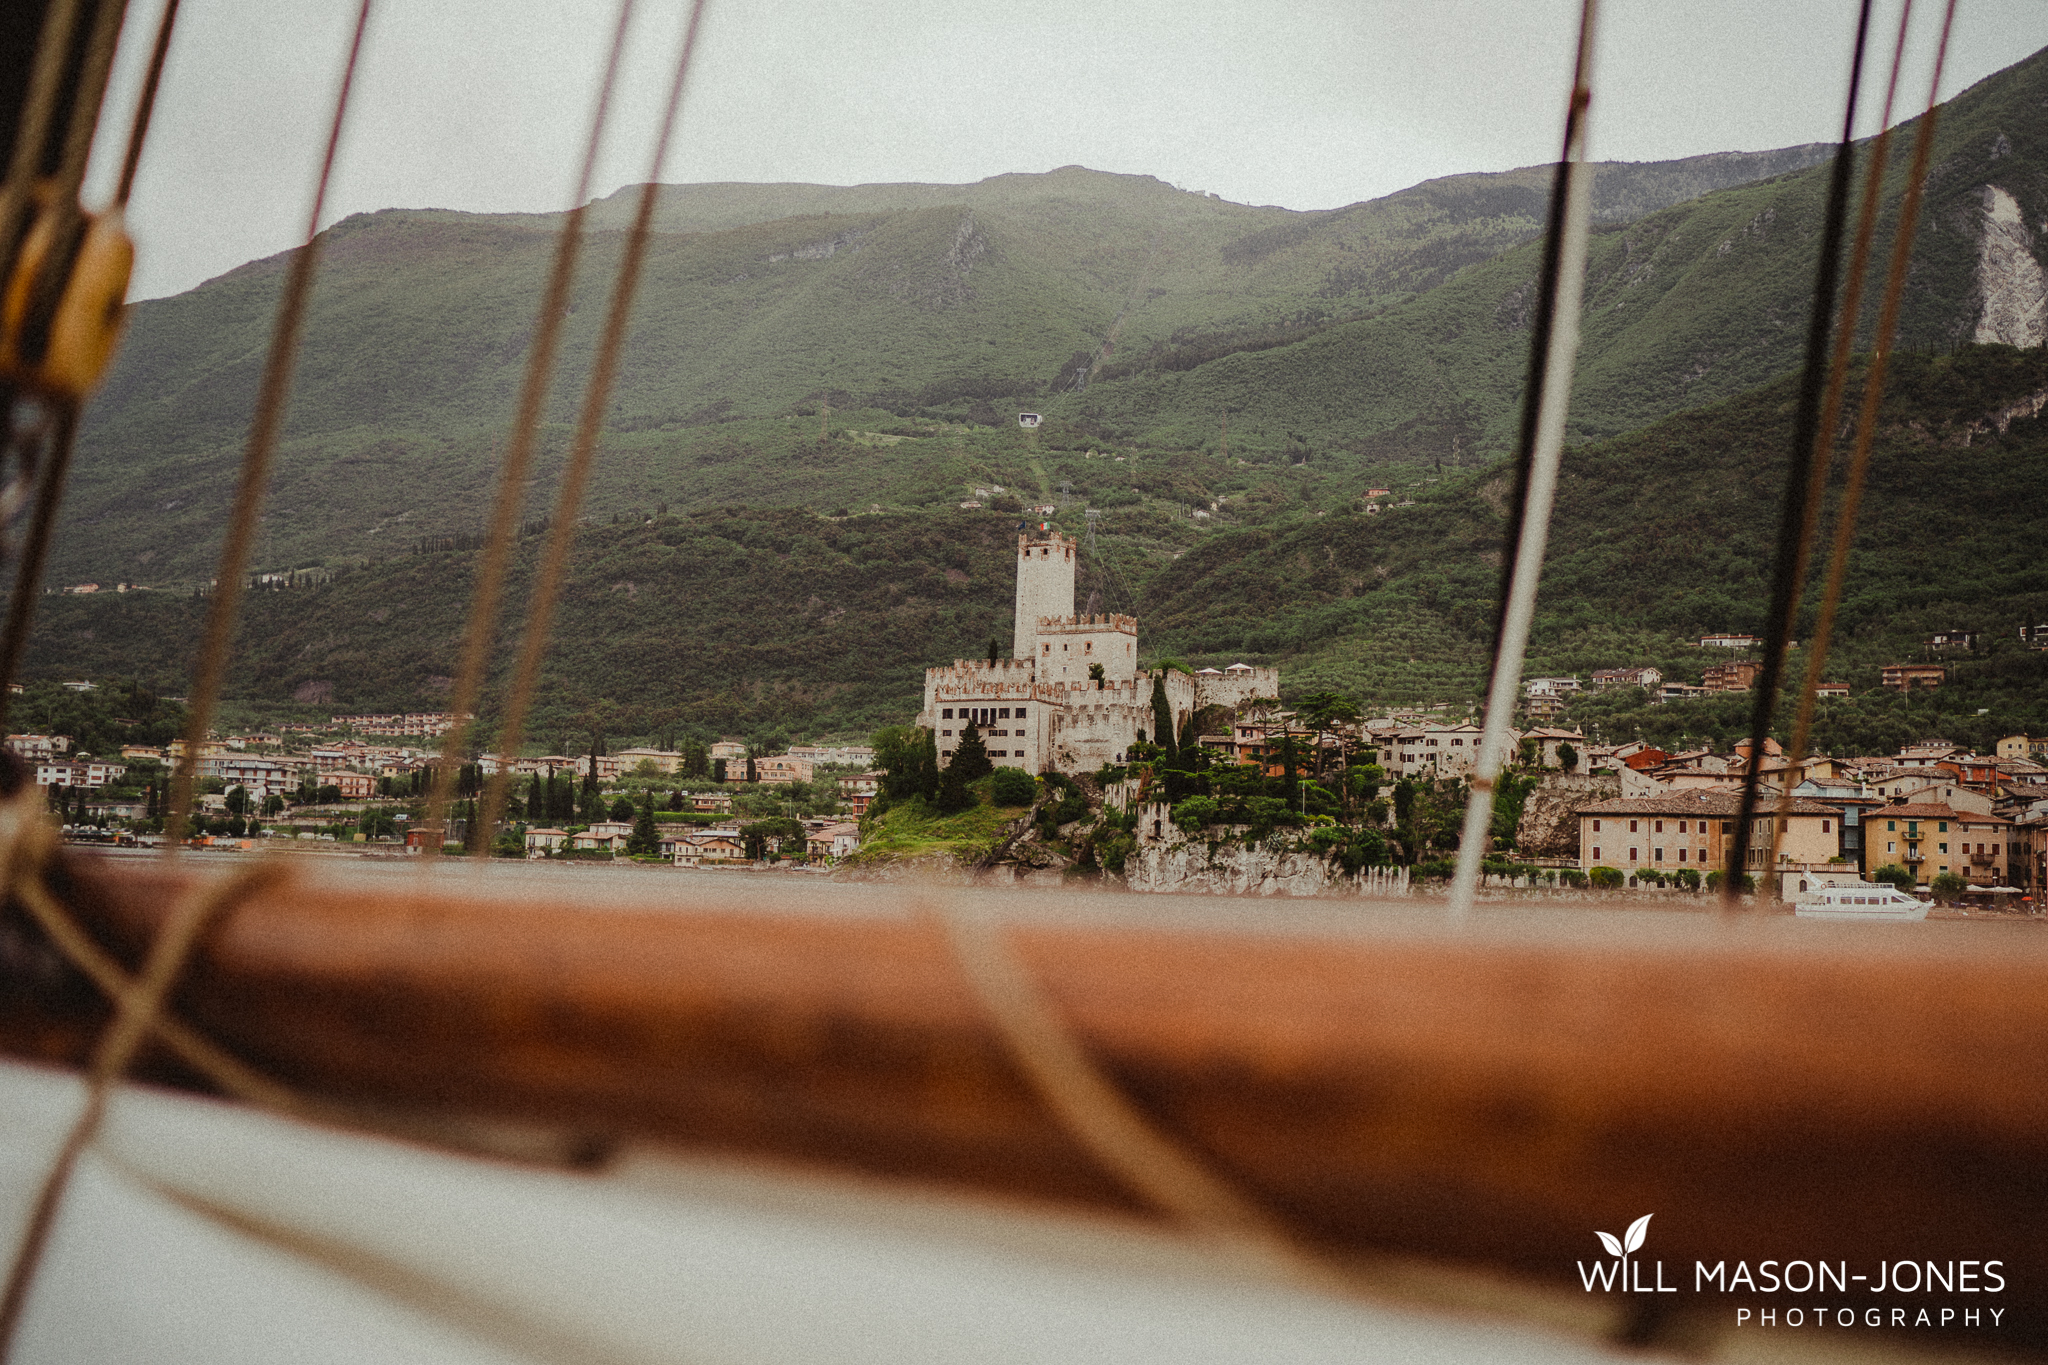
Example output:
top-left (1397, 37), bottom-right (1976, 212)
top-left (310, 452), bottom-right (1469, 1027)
top-left (1793, 882), bottom-right (1931, 920)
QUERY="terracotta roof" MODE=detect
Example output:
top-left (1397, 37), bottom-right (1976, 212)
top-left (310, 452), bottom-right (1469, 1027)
top-left (1872, 803), bottom-right (2010, 824)
top-left (1576, 793), bottom-right (1843, 816)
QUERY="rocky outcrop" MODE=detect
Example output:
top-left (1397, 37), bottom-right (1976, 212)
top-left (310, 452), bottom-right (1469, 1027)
top-left (1122, 837), bottom-right (1412, 898)
top-left (1973, 185), bottom-right (2048, 348)
top-left (1514, 772), bottom-right (1621, 859)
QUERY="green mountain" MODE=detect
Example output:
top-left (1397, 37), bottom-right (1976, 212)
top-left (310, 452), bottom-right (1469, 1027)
top-left (1065, 45), bottom-right (2048, 456)
top-left (55, 137), bottom-right (1849, 585)
top-left (26, 346), bottom-right (2048, 758)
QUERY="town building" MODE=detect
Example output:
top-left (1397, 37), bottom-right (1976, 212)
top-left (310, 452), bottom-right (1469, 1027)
top-left (837, 772), bottom-right (881, 817)
top-left (1866, 803), bottom-right (2012, 886)
top-left (1386, 723), bottom-right (1487, 778)
top-left (1591, 667), bottom-right (1662, 690)
top-left (805, 822), bottom-right (862, 860)
top-left (1702, 660), bottom-right (1761, 692)
top-left (1996, 735), bottom-right (2048, 761)
top-left (754, 756), bottom-right (815, 785)
top-left (572, 821), bottom-right (633, 852)
top-left (673, 832), bottom-right (747, 867)
top-left (1882, 663), bottom-right (1947, 691)
top-left (1576, 793), bottom-right (1847, 878)
top-left (614, 747), bottom-right (684, 774)
top-left (1700, 633), bottom-right (1760, 649)
top-left (523, 828), bottom-right (569, 857)
top-left (917, 532), bottom-right (1278, 774)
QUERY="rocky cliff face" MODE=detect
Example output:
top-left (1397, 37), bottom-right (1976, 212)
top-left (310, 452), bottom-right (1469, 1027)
top-left (1974, 185), bottom-right (2048, 348)
top-left (1121, 838), bottom-right (1412, 898)
top-left (1514, 772), bottom-right (1622, 859)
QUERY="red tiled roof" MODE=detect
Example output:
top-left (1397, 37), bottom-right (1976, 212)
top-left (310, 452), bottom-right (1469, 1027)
top-left (1575, 793), bottom-right (1843, 816)
top-left (1873, 803), bottom-right (2010, 824)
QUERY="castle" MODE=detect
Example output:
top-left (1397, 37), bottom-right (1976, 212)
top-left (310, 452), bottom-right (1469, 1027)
top-left (918, 531), bottom-right (1279, 774)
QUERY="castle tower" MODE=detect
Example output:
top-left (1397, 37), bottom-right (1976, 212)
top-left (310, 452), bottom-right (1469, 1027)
top-left (1013, 531), bottom-right (1075, 661)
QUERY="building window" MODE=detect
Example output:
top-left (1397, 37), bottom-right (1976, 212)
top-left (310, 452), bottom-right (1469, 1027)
top-left (999, 707), bottom-right (1010, 719)
top-left (1822, 820), bottom-right (1831, 833)
top-left (1043, 644), bottom-right (1050, 655)
top-left (1592, 846), bottom-right (1601, 861)
top-left (1592, 819), bottom-right (1602, 832)
top-left (1629, 847), bottom-right (1639, 862)
top-left (1939, 843), bottom-right (1948, 854)
top-left (1678, 848), bottom-right (1687, 862)
top-left (1938, 821), bottom-right (1948, 833)
top-left (1887, 820), bottom-right (1896, 831)
top-left (1654, 848), bottom-right (1664, 862)
top-left (1654, 821), bottom-right (1664, 833)
top-left (941, 708), bottom-right (953, 719)
top-left (1629, 820), bottom-right (1639, 833)
top-left (1016, 708), bottom-right (1027, 718)
top-left (1451, 738), bottom-right (1462, 746)
top-left (1887, 841), bottom-right (1895, 853)
top-left (941, 729), bottom-right (952, 737)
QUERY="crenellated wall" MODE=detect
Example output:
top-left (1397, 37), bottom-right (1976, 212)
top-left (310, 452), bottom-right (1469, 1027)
top-left (1193, 667), bottom-right (1280, 712)
top-left (1035, 613), bottom-right (1139, 687)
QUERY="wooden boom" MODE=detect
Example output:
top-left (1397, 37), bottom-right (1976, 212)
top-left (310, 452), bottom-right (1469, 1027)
top-left (6, 856), bottom-right (2046, 1340)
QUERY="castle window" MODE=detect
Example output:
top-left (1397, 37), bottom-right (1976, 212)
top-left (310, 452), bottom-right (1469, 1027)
top-left (999, 708), bottom-right (1011, 719)
top-left (1043, 644), bottom-right (1050, 654)
top-left (1016, 707), bottom-right (1027, 718)
top-left (941, 730), bottom-right (952, 737)
top-left (941, 708), bottom-right (953, 719)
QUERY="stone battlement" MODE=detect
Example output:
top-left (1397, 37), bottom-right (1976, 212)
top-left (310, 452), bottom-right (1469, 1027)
top-left (1037, 613), bottom-right (1138, 634)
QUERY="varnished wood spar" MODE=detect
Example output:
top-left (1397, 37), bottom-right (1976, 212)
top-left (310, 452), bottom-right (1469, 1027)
top-left (25, 859), bottom-right (2048, 1312)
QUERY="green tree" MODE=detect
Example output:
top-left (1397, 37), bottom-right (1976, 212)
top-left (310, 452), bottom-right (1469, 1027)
top-left (1297, 691), bottom-right (1359, 782)
top-left (609, 795), bottom-right (636, 823)
top-left (1088, 662), bottom-right (1105, 689)
top-left (1871, 863), bottom-right (1914, 888)
top-left (680, 739), bottom-right (708, 778)
top-left (713, 758), bottom-right (728, 784)
top-left (1557, 742), bottom-right (1578, 773)
top-left (1149, 675), bottom-right (1176, 762)
top-left (224, 785), bottom-right (249, 816)
top-left (949, 722), bottom-right (994, 782)
top-left (873, 724), bottom-right (941, 805)
top-left (1930, 871), bottom-right (1967, 903)
top-left (990, 766), bottom-right (1036, 806)
top-left (628, 792), bottom-right (660, 856)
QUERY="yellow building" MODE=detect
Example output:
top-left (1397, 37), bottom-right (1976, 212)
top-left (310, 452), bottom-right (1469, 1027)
top-left (1578, 793), bottom-right (1846, 877)
top-left (1867, 802), bottom-right (2012, 885)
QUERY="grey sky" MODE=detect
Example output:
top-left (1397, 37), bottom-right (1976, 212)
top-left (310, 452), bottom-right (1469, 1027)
top-left (82, 0), bottom-right (2048, 301)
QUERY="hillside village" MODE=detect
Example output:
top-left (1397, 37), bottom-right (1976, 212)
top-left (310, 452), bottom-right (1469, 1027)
top-left (16, 546), bottom-right (2048, 904)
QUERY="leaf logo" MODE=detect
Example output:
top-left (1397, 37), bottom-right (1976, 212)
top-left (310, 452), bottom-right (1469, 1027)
top-left (1594, 1214), bottom-right (1651, 1258)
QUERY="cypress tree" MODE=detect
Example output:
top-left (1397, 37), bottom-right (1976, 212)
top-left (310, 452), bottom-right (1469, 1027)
top-left (916, 728), bottom-right (940, 799)
top-left (1149, 675), bottom-right (1177, 762)
top-left (528, 773), bottom-right (544, 821)
top-left (629, 792), bottom-right (659, 856)
top-left (950, 722), bottom-right (994, 782)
